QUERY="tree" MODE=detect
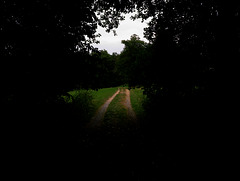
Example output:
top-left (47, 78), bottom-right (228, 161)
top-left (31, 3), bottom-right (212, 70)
top-left (130, 1), bottom-right (240, 164)
top-left (91, 50), bottom-right (120, 87)
top-left (0, 0), bottom-right (129, 105)
top-left (117, 34), bottom-right (150, 86)
top-left (0, 0), bottom-right (100, 57)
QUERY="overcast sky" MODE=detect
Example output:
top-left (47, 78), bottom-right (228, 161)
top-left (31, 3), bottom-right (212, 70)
top-left (93, 13), bottom-right (150, 54)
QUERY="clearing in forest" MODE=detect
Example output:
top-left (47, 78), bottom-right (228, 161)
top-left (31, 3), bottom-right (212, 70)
top-left (87, 87), bottom-right (139, 129)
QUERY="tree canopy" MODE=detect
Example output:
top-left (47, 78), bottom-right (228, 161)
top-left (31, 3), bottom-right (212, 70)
top-left (117, 34), bottom-right (150, 86)
top-left (1, 0), bottom-right (239, 105)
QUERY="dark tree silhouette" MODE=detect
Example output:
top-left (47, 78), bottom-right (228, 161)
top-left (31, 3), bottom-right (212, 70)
top-left (0, 0), bottom-right (127, 105)
top-left (1, 1), bottom-right (239, 180)
top-left (117, 34), bottom-right (150, 86)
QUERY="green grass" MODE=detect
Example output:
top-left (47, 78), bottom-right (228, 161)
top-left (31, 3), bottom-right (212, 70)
top-left (130, 88), bottom-right (147, 120)
top-left (63, 87), bottom-right (145, 126)
top-left (91, 87), bottom-right (119, 112)
top-left (67, 87), bottom-right (119, 121)
top-left (103, 88), bottom-right (128, 128)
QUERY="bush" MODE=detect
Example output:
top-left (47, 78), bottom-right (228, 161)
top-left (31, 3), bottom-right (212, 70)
top-left (70, 89), bottom-right (95, 122)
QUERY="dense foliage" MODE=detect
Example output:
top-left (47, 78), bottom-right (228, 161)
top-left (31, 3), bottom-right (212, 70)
top-left (117, 34), bottom-right (150, 86)
top-left (1, 1), bottom-right (239, 179)
top-left (1, 0), bottom-right (239, 102)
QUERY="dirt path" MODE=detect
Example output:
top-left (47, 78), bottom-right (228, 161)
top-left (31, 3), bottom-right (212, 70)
top-left (123, 89), bottom-right (137, 122)
top-left (88, 89), bottom-right (120, 128)
top-left (87, 88), bottom-right (137, 128)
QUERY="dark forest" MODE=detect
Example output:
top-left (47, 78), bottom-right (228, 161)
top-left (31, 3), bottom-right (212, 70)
top-left (1, 0), bottom-right (239, 180)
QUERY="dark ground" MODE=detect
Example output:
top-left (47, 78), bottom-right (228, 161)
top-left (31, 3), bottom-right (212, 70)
top-left (2, 100), bottom-right (236, 180)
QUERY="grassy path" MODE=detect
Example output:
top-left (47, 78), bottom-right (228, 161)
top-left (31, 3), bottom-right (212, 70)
top-left (88, 89), bottom-right (120, 128)
top-left (124, 89), bottom-right (137, 121)
top-left (68, 87), bottom-right (145, 129)
top-left (91, 87), bottom-right (119, 112)
top-left (100, 87), bottom-right (146, 131)
top-left (68, 87), bottom-right (119, 122)
top-left (103, 88), bottom-right (130, 128)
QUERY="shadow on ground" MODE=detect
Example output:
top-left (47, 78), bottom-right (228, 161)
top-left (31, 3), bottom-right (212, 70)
top-left (3, 100), bottom-right (232, 180)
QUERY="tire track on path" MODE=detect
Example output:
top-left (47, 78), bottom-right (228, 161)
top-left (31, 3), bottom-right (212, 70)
top-left (87, 89), bottom-right (120, 128)
top-left (123, 89), bottom-right (137, 122)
